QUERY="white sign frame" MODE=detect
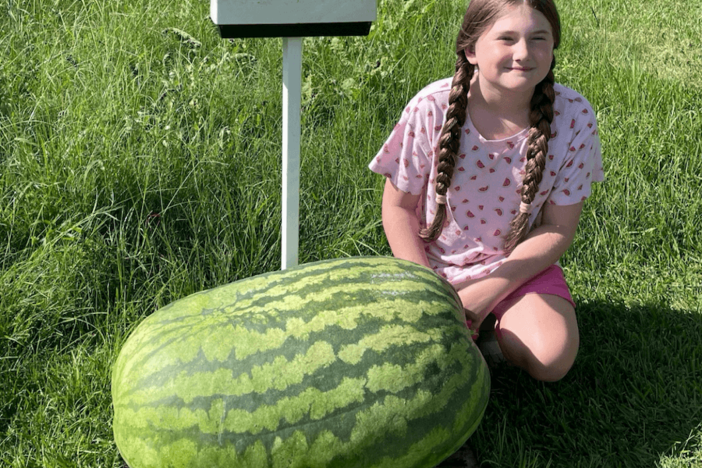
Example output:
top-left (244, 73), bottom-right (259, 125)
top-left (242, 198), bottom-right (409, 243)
top-left (211, 0), bottom-right (377, 270)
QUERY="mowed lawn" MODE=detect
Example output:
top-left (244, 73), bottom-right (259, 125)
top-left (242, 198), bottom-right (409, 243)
top-left (1, 0), bottom-right (701, 466)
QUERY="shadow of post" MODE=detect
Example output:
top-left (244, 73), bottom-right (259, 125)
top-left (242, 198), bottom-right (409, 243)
top-left (472, 298), bottom-right (702, 467)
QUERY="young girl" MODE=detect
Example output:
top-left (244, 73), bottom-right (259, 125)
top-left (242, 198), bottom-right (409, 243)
top-left (369, 0), bottom-right (604, 383)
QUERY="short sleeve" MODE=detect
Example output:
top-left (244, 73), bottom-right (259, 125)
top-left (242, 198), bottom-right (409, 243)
top-left (368, 94), bottom-right (434, 195)
top-left (548, 102), bottom-right (605, 205)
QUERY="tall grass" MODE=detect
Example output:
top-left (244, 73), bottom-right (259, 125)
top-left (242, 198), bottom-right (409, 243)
top-left (1, 0), bottom-right (701, 466)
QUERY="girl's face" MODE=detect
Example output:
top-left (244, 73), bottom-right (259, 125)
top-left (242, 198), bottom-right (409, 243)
top-left (465, 4), bottom-right (554, 100)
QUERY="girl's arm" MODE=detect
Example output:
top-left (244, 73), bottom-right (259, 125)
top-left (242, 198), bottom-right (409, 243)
top-left (455, 200), bottom-right (584, 322)
top-left (381, 178), bottom-right (432, 269)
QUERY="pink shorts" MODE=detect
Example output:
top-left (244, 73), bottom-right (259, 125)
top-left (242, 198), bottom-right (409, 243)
top-left (493, 264), bottom-right (576, 318)
top-left (465, 264), bottom-right (575, 337)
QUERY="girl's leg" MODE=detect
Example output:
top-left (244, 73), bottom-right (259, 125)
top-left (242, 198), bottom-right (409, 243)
top-left (492, 293), bottom-right (579, 382)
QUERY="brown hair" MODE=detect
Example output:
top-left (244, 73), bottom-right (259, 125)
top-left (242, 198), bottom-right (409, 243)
top-left (418, 0), bottom-right (561, 254)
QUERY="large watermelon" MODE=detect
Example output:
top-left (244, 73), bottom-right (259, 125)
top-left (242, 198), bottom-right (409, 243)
top-left (112, 256), bottom-right (490, 468)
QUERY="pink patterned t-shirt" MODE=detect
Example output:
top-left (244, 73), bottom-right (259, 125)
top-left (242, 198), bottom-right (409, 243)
top-left (369, 77), bottom-right (605, 285)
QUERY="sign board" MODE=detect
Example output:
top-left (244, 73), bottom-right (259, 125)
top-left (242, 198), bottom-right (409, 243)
top-left (211, 0), bottom-right (377, 269)
top-left (211, 0), bottom-right (377, 38)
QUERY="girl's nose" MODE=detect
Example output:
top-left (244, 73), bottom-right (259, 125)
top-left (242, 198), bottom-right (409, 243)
top-left (512, 39), bottom-right (531, 60)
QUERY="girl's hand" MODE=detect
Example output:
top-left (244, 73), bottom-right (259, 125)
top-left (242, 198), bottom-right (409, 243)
top-left (464, 309), bottom-right (482, 341)
top-left (458, 285), bottom-right (494, 322)
top-left (459, 287), bottom-right (493, 337)
top-left (455, 275), bottom-right (509, 337)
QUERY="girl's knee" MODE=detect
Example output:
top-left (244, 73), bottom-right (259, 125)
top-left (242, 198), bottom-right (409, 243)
top-left (495, 294), bottom-right (580, 381)
top-left (526, 354), bottom-right (575, 382)
top-left (524, 336), bottom-right (579, 382)
top-left (497, 325), bottom-right (579, 381)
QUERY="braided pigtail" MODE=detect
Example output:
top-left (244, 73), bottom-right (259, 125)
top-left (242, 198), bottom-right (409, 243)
top-left (503, 57), bottom-right (557, 254)
top-left (419, 55), bottom-right (475, 242)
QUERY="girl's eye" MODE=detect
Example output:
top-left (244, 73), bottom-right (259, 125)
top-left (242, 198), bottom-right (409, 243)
top-left (499, 37), bottom-right (546, 41)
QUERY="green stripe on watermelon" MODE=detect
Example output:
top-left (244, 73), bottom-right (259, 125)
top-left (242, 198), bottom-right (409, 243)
top-left (116, 360), bottom-right (483, 468)
top-left (115, 289), bottom-right (462, 400)
top-left (143, 259), bottom-right (461, 329)
top-left (453, 360), bottom-right (490, 436)
top-left (115, 341), bottom-right (480, 463)
top-left (116, 334), bottom-right (467, 433)
top-left (114, 271), bottom-right (460, 383)
top-left (117, 318), bottom-right (465, 414)
top-left (364, 343), bottom-right (449, 393)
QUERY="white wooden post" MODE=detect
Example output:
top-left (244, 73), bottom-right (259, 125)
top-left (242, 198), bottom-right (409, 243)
top-left (210, 0), bottom-right (376, 271)
top-left (281, 37), bottom-right (302, 270)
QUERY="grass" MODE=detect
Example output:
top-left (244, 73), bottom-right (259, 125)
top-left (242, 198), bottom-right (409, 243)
top-left (1, 0), bottom-right (701, 466)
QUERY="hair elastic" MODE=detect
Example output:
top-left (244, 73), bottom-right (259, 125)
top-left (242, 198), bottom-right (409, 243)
top-left (519, 202), bottom-right (532, 214)
top-left (435, 194), bottom-right (447, 205)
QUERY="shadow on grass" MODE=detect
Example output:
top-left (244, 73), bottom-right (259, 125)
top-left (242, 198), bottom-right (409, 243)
top-left (473, 299), bottom-right (702, 468)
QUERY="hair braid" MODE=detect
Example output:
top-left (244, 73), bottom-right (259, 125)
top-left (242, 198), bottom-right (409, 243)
top-left (503, 57), bottom-right (557, 254)
top-left (419, 54), bottom-right (474, 242)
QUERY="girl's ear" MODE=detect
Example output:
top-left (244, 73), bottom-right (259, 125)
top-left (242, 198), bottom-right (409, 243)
top-left (464, 46), bottom-right (477, 65)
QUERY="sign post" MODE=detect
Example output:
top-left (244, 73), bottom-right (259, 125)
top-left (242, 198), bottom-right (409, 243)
top-left (210, 0), bottom-right (377, 270)
top-left (281, 37), bottom-right (302, 270)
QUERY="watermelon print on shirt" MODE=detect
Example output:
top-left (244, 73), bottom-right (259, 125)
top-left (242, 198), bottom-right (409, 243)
top-left (369, 78), bottom-right (605, 285)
